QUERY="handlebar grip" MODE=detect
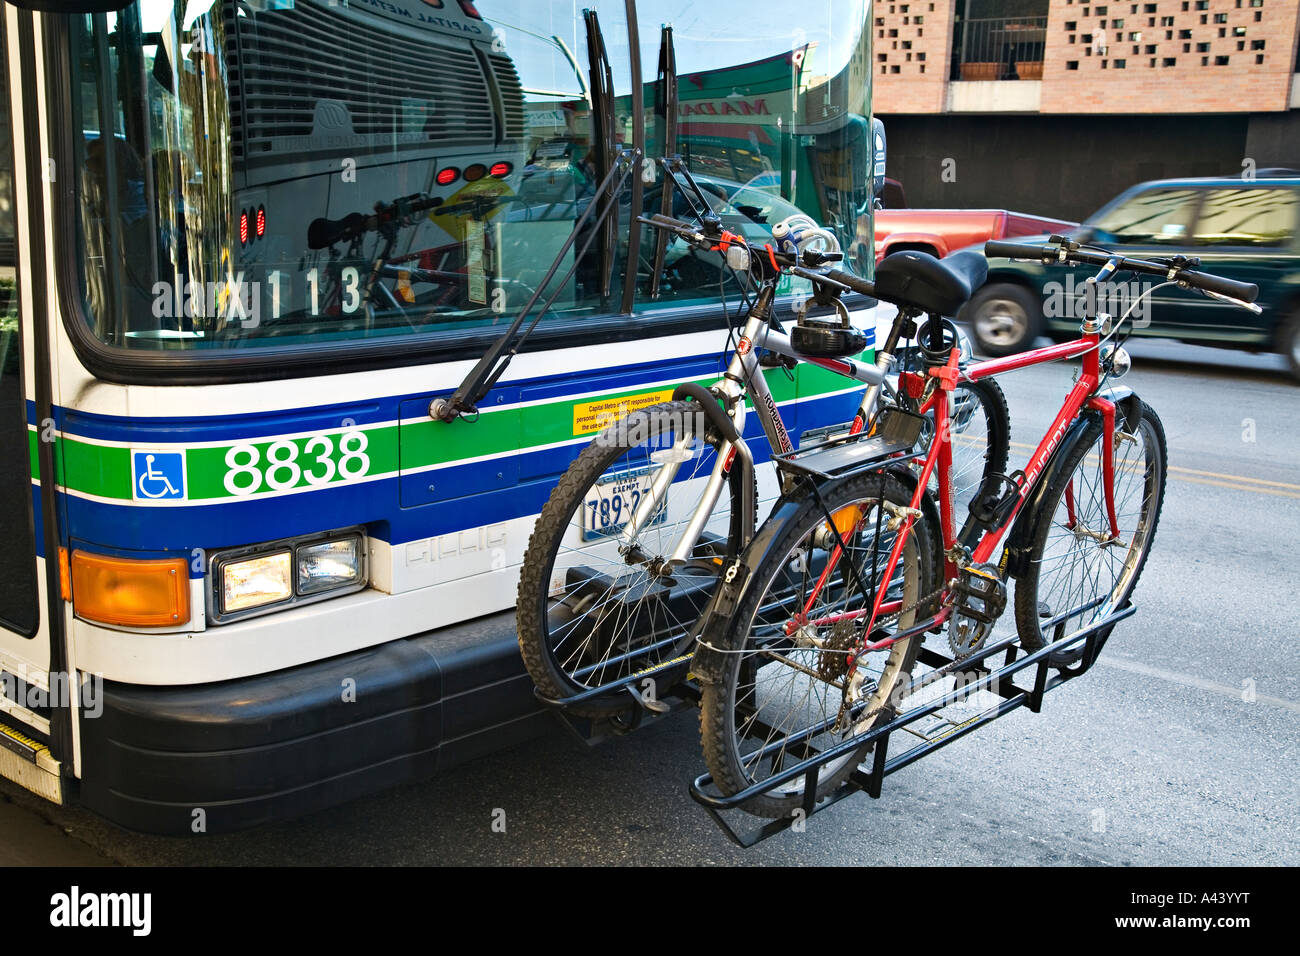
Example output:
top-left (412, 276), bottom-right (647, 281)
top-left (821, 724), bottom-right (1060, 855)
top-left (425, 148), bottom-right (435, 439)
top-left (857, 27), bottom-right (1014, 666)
top-left (307, 212), bottom-right (367, 250)
top-left (824, 268), bottom-right (876, 297)
top-left (984, 240), bottom-right (1050, 261)
top-left (1177, 269), bottom-right (1259, 303)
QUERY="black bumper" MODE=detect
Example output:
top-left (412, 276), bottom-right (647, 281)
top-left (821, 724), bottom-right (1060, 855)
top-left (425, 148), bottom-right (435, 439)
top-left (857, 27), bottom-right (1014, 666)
top-left (78, 611), bottom-right (550, 835)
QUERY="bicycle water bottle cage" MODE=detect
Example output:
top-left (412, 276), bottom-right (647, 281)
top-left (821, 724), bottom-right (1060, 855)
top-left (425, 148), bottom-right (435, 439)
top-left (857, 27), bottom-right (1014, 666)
top-left (968, 470), bottom-right (1025, 531)
top-left (791, 297), bottom-right (867, 358)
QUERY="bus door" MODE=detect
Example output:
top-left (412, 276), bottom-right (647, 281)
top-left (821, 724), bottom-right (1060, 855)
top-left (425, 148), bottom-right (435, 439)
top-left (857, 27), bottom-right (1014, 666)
top-left (0, 8), bottom-right (64, 804)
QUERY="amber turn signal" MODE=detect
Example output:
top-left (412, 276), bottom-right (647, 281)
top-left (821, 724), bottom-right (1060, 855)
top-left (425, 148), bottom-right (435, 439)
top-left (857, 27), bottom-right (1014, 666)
top-left (70, 551), bottom-right (189, 628)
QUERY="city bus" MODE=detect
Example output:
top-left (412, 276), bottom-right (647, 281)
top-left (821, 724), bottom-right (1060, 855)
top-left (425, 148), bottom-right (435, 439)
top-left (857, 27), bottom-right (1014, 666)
top-left (0, 0), bottom-right (879, 834)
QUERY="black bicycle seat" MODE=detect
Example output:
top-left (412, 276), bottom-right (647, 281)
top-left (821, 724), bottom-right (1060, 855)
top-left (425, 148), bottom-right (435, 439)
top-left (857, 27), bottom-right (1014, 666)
top-left (874, 249), bottom-right (988, 315)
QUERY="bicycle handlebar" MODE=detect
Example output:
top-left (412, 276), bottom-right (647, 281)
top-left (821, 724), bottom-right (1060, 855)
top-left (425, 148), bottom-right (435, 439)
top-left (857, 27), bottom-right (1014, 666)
top-left (984, 238), bottom-right (1260, 305)
top-left (637, 214), bottom-right (873, 297)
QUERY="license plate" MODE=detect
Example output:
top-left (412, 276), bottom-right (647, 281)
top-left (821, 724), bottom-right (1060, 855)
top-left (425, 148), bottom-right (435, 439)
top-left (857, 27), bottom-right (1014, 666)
top-left (581, 467), bottom-right (666, 541)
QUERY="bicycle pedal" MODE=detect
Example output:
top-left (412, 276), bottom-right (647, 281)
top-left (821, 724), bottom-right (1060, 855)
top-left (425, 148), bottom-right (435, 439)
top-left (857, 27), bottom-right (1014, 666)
top-left (946, 562), bottom-right (1007, 658)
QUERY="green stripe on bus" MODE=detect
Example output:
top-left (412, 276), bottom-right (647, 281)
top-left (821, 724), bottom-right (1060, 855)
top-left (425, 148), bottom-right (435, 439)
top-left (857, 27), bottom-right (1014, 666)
top-left (50, 355), bottom-right (870, 502)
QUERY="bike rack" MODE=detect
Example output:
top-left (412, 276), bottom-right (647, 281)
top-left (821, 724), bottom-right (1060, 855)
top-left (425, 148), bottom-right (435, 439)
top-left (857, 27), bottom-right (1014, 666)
top-left (687, 601), bottom-right (1136, 848)
top-left (534, 651), bottom-right (701, 746)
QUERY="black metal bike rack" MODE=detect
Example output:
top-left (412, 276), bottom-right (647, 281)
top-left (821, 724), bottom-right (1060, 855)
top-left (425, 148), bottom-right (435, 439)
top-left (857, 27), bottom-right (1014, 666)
top-left (687, 601), bottom-right (1136, 848)
top-left (534, 650), bottom-right (701, 746)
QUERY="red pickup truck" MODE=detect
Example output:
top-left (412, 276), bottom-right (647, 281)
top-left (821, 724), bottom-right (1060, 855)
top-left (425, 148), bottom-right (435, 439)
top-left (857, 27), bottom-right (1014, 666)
top-left (873, 208), bottom-right (1077, 263)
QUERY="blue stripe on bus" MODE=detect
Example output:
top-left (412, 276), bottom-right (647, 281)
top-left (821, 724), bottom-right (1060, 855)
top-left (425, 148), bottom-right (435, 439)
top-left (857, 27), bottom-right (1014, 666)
top-left (43, 351), bottom-right (731, 444)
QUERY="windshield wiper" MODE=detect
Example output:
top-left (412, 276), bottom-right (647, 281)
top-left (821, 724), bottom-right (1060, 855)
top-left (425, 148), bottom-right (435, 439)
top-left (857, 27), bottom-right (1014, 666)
top-left (648, 25), bottom-right (678, 301)
top-left (585, 8), bottom-right (618, 308)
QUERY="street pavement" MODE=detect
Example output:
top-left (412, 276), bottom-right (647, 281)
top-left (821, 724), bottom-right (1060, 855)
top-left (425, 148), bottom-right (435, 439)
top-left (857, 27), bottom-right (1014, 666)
top-left (3, 336), bottom-right (1297, 866)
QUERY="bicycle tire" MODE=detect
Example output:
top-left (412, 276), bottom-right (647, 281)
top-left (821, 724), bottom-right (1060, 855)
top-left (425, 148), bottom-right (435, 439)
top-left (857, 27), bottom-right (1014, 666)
top-left (1013, 401), bottom-right (1167, 664)
top-left (517, 400), bottom-right (754, 717)
top-left (699, 471), bottom-right (932, 817)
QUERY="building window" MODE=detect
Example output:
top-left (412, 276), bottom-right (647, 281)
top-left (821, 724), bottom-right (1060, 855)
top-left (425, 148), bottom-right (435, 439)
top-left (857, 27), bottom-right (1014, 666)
top-left (1252, 39), bottom-right (1266, 49)
top-left (1066, 20), bottom-right (1077, 29)
top-left (1114, 58), bottom-right (1126, 67)
top-left (1067, 60), bottom-right (1080, 69)
top-left (1145, 44), bottom-right (1156, 52)
top-left (1215, 55), bottom-right (1229, 64)
top-left (1179, 29), bottom-right (1192, 37)
top-left (1163, 56), bottom-right (1177, 65)
top-left (1196, 42), bottom-right (1210, 51)
top-left (1159, 15), bottom-right (1174, 25)
top-left (1214, 12), bottom-right (1228, 21)
top-left (1255, 53), bottom-right (1264, 63)
top-left (1128, 31), bottom-right (1141, 39)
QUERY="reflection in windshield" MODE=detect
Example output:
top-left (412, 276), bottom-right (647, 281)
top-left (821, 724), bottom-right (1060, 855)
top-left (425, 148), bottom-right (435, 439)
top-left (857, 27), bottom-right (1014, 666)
top-left (71, 0), bottom-right (872, 354)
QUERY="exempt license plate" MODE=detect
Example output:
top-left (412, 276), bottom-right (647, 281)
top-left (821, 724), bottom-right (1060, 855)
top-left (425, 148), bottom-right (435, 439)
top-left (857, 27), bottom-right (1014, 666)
top-left (581, 467), bottom-right (666, 541)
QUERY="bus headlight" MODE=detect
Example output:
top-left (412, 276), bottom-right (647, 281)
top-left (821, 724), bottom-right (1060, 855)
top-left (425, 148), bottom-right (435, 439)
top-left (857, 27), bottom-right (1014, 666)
top-left (297, 537), bottom-right (364, 595)
top-left (208, 529), bottom-right (367, 623)
top-left (220, 550), bottom-right (292, 613)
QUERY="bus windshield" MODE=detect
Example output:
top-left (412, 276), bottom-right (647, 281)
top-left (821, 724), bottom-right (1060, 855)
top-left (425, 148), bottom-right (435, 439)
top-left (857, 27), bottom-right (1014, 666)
top-left (69, 0), bottom-right (872, 355)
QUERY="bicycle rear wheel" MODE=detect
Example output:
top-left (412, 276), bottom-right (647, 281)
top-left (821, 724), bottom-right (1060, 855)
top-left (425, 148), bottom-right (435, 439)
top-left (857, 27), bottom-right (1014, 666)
top-left (699, 472), bottom-right (933, 817)
top-left (1014, 401), bottom-right (1167, 663)
top-left (517, 401), bottom-right (752, 717)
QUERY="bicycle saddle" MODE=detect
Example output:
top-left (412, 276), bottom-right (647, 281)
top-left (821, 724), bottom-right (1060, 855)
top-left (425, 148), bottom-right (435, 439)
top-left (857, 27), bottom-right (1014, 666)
top-left (874, 249), bottom-right (988, 316)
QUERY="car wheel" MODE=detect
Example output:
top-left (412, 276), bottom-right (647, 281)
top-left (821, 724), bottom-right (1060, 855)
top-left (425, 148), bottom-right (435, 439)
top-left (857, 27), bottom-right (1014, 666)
top-left (967, 283), bottom-right (1043, 357)
top-left (1281, 313), bottom-right (1300, 383)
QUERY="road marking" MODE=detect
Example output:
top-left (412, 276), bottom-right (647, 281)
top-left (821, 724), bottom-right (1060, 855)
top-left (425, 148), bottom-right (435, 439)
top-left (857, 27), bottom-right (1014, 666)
top-left (1005, 439), bottom-right (1300, 498)
top-left (1168, 473), bottom-right (1300, 500)
top-left (1097, 656), bottom-right (1300, 713)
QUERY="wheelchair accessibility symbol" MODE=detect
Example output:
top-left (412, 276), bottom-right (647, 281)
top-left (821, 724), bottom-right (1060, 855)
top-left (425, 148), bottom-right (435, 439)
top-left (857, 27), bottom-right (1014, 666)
top-left (132, 451), bottom-right (185, 501)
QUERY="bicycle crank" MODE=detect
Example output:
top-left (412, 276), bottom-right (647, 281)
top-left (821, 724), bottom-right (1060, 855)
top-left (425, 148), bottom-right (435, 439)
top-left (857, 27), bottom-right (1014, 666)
top-left (945, 562), bottom-right (1007, 658)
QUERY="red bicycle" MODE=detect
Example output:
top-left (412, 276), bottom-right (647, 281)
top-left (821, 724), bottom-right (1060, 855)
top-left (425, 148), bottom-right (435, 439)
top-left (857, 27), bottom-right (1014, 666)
top-left (692, 235), bottom-right (1261, 818)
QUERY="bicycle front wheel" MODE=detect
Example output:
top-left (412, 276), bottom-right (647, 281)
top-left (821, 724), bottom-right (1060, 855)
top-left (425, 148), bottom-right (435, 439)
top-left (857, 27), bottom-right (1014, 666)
top-left (700, 471), bottom-right (933, 817)
top-left (517, 401), bottom-right (752, 716)
top-left (1014, 400), bottom-right (1167, 662)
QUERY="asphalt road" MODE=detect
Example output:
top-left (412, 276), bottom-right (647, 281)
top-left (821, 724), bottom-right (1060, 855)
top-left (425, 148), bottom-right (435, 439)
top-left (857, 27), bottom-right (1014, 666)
top-left (4, 336), bottom-right (1298, 866)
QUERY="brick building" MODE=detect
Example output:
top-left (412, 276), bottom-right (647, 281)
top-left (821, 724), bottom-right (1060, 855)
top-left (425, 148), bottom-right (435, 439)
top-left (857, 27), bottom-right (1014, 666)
top-left (872, 0), bottom-right (1300, 218)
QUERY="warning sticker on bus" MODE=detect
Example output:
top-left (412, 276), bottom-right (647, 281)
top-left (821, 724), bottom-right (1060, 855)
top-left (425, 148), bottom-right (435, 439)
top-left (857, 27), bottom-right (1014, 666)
top-left (572, 389), bottom-right (674, 436)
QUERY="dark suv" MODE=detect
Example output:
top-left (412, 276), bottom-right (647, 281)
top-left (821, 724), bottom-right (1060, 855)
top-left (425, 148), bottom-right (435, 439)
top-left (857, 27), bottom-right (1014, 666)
top-left (963, 175), bottom-right (1300, 381)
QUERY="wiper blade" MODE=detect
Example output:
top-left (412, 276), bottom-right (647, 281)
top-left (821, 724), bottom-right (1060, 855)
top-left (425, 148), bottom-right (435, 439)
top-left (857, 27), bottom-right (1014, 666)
top-left (649, 24), bottom-right (678, 301)
top-left (585, 8), bottom-right (619, 306)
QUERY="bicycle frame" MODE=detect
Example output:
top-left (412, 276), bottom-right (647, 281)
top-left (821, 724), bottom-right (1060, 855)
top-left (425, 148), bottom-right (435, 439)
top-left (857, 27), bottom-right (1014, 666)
top-left (616, 282), bottom-right (891, 565)
top-left (840, 322), bottom-right (1122, 656)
